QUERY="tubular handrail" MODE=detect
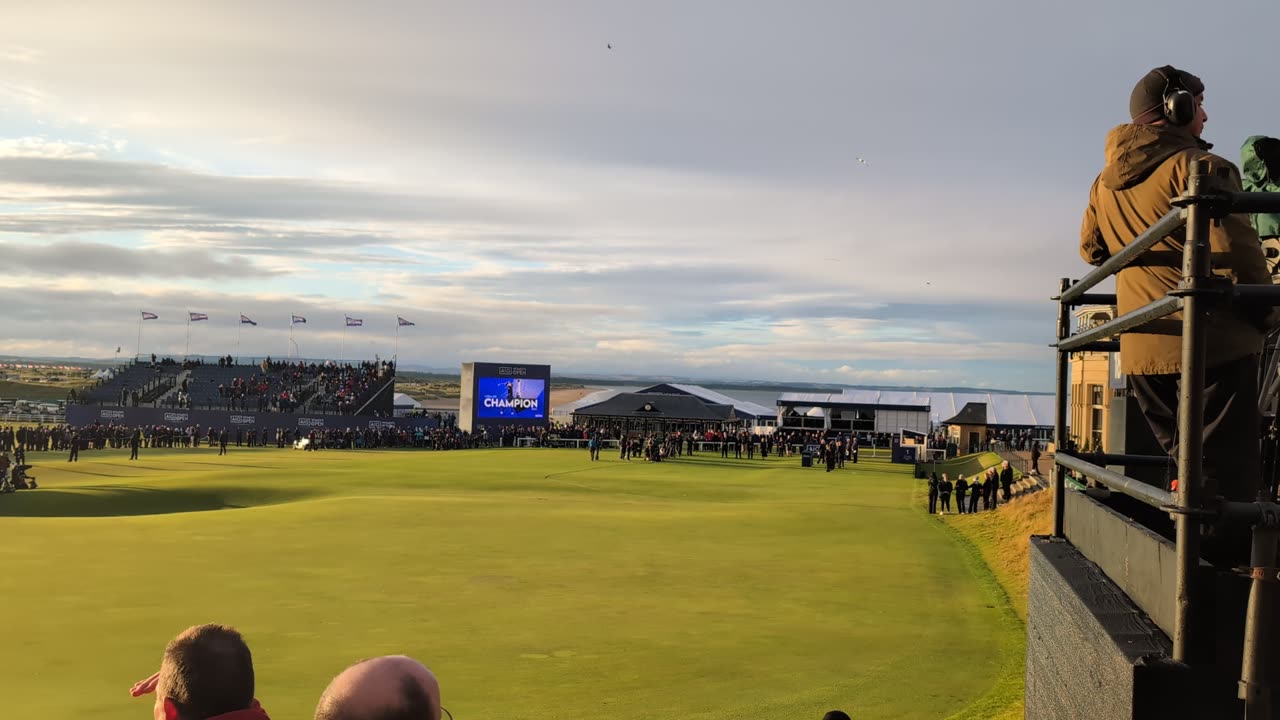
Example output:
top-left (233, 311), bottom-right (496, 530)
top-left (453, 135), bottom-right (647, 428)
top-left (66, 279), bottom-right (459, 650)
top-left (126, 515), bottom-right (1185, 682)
top-left (1055, 452), bottom-right (1173, 511)
top-left (1060, 208), bottom-right (1186, 303)
top-left (1224, 191), bottom-right (1280, 214)
top-left (1056, 296), bottom-right (1182, 352)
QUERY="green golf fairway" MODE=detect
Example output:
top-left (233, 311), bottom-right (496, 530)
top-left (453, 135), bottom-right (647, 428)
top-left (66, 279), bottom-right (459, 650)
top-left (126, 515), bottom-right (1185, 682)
top-left (0, 448), bottom-right (1020, 719)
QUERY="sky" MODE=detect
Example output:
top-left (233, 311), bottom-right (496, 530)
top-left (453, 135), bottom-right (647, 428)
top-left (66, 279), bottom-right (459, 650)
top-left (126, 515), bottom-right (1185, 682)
top-left (2, 1), bottom-right (1278, 392)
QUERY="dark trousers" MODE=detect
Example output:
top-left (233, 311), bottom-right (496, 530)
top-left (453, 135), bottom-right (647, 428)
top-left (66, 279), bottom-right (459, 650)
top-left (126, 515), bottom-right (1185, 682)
top-left (956, 491), bottom-right (967, 513)
top-left (969, 491), bottom-right (980, 513)
top-left (940, 494), bottom-right (951, 512)
top-left (1128, 354), bottom-right (1262, 503)
top-left (68, 446), bottom-right (78, 462)
top-left (130, 445), bottom-right (139, 460)
top-left (928, 492), bottom-right (938, 514)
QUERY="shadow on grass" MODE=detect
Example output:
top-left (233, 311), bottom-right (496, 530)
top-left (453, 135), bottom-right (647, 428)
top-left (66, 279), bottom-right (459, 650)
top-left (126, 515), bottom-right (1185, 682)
top-left (0, 485), bottom-right (324, 518)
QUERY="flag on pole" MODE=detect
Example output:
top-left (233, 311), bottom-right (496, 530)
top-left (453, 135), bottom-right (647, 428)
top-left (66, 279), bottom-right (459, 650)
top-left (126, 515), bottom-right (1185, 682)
top-left (397, 316), bottom-right (415, 327)
top-left (240, 314), bottom-right (258, 326)
top-left (292, 315), bottom-right (307, 324)
top-left (189, 312), bottom-right (209, 322)
top-left (141, 311), bottom-right (158, 320)
top-left (345, 316), bottom-right (363, 327)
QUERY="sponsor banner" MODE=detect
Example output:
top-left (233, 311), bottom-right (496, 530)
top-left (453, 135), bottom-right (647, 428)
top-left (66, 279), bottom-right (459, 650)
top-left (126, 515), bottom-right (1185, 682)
top-left (367, 420), bottom-right (396, 431)
top-left (164, 412), bottom-right (190, 424)
top-left (101, 409), bottom-right (126, 420)
top-left (297, 417), bottom-right (325, 429)
top-left (230, 415), bottom-right (256, 425)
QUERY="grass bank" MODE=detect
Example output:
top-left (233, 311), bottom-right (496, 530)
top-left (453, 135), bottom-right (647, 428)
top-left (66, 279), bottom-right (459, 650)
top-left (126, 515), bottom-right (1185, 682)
top-left (920, 470), bottom-right (1053, 719)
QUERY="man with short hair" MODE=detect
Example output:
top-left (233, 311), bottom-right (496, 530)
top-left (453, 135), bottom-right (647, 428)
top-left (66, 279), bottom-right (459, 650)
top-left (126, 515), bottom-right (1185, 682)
top-left (1081, 65), bottom-right (1276, 505)
top-left (314, 655), bottom-right (442, 720)
top-left (129, 624), bottom-right (269, 720)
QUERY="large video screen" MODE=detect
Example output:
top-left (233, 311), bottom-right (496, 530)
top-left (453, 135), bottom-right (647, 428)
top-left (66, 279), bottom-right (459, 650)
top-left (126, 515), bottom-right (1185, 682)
top-left (475, 376), bottom-right (547, 419)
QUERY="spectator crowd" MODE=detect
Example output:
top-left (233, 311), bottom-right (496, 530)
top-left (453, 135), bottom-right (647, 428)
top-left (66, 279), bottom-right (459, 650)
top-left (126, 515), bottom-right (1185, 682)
top-left (125, 622), bottom-right (854, 720)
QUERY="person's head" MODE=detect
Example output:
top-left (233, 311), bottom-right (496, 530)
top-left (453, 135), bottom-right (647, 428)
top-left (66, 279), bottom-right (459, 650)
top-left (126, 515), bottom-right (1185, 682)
top-left (315, 655), bottom-right (441, 720)
top-left (154, 624), bottom-right (255, 720)
top-left (823, 711), bottom-right (852, 720)
top-left (1130, 65), bottom-right (1207, 137)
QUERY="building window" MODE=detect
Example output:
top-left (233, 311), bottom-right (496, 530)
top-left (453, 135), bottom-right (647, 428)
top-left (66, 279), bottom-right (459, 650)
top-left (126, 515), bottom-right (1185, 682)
top-left (1090, 384), bottom-right (1103, 407)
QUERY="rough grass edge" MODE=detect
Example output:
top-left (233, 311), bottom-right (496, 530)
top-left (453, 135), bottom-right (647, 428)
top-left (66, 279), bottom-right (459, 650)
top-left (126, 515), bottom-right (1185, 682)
top-left (913, 481), bottom-right (1026, 720)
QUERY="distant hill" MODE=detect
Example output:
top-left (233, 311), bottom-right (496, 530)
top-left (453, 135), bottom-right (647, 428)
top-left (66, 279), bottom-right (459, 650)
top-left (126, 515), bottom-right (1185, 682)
top-left (0, 380), bottom-right (80, 403)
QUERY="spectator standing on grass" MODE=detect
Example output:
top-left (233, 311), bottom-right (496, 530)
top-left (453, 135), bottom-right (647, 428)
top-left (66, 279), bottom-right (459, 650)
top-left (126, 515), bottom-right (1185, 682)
top-left (1000, 461), bottom-right (1014, 501)
top-left (939, 473), bottom-right (952, 513)
top-left (969, 474), bottom-right (982, 513)
top-left (987, 467), bottom-right (999, 510)
top-left (928, 471), bottom-right (939, 514)
top-left (955, 475), bottom-right (968, 514)
top-left (130, 428), bottom-right (141, 461)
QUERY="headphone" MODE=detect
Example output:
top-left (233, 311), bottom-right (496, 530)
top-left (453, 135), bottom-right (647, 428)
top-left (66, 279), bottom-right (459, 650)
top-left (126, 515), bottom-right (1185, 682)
top-left (1154, 67), bottom-right (1196, 127)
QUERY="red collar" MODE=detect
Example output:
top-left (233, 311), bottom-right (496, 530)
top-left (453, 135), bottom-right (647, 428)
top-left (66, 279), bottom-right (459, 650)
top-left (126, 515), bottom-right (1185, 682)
top-left (208, 700), bottom-right (270, 720)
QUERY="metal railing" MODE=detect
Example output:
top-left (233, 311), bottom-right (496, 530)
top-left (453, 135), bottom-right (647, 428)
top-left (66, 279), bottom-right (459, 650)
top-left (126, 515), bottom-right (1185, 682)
top-left (1051, 162), bottom-right (1280, 713)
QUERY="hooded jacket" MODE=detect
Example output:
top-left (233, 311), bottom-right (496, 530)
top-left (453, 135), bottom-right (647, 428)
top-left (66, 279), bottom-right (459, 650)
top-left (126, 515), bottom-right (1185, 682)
top-left (1081, 124), bottom-right (1274, 375)
top-left (1240, 135), bottom-right (1280, 281)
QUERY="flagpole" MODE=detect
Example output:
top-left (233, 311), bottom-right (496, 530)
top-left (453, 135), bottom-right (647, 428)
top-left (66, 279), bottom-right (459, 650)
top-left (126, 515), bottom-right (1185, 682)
top-left (185, 315), bottom-right (191, 359)
top-left (341, 321), bottom-right (346, 363)
top-left (237, 313), bottom-right (242, 363)
top-left (289, 317), bottom-right (293, 359)
top-left (395, 321), bottom-right (400, 365)
top-left (136, 311), bottom-right (143, 360)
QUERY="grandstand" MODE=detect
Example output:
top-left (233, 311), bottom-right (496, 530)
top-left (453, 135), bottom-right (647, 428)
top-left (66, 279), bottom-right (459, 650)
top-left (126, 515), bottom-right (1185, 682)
top-left (74, 356), bottom-right (397, 417)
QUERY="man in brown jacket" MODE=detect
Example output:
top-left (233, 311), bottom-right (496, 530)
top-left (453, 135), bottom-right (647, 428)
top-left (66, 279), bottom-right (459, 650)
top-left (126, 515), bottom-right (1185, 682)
top-left (1080, 65), bottom-right (1275, 505)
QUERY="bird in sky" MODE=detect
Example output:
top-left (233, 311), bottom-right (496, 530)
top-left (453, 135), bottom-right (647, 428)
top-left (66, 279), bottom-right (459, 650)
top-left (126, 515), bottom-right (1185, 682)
top-left (857, 157), bottom-right (870, 166)
top-left (607, 43), bottom-right (612, 49)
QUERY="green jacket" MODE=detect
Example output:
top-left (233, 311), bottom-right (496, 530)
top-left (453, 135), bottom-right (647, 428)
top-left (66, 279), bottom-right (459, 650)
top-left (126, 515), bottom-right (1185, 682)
top-left (1241, 135), bottom-right (1280, 239)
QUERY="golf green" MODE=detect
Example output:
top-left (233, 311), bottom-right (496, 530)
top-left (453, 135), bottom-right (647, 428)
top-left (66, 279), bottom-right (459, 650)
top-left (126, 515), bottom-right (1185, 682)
top-left (0, 448), bottom-right (1020, 719)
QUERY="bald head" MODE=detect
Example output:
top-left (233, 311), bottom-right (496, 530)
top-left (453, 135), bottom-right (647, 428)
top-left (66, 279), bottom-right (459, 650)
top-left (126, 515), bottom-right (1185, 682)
top-left (315, 656), bottom-right (441, 720)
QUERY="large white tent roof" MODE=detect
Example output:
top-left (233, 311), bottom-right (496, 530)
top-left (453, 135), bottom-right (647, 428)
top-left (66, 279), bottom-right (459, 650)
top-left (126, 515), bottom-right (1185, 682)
top-left (392, 392), bottom-right (423, 409)
top-left (661, 383), bottom-right (776, 418)
top-left (776, 390), bottom-right (1055, 427)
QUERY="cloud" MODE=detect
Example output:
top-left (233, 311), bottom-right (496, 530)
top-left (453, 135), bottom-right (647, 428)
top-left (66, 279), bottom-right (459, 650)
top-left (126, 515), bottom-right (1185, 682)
top-left (0, 136), bottom-right (106, 159)
top-left (0, 240), bottom-right (273, 279)
top-left (9, 1), bottom-right (1251, 390)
